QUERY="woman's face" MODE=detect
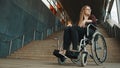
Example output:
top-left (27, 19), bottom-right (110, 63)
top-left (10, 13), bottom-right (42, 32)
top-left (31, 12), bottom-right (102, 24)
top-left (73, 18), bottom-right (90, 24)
top-left (84, 6), bottom-right (91, 16)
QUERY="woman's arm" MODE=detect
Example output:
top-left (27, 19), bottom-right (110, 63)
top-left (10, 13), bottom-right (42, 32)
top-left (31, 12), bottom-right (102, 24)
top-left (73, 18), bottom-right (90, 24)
top-left (86, 20), bottom-right (92, 23)
top-left (89, 14), bottom-right (97, 23)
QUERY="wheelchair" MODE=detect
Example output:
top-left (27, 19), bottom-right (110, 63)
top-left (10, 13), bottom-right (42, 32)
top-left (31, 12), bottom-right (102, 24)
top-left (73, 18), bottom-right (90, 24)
top-left (53, 24), bottom-right (107, 67)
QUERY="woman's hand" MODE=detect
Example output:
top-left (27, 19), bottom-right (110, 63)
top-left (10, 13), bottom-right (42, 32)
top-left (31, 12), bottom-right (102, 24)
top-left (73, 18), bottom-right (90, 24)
top-left (67, 23), bottom-right (72, 27)
top-left (79, 20), bottom-right (92, 27)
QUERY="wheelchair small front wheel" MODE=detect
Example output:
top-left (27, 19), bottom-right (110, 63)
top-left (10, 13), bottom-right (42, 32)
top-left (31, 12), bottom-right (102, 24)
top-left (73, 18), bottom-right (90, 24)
top-left (91, 32), bottom-right (107, 65)
top-left (81, 51), bottom-right (88, 67)
top-left (58, 58), bottom-right (66, 64)
top-left (71, 54), bottom-right (81, 65)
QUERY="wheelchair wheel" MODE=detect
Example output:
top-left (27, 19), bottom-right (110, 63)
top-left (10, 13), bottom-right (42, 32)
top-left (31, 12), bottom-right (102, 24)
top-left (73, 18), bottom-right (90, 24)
top-left (58, 58), bottom-right (66, 64)
top-left (91, 32), bottom-right (107, 65)
top-left (81, 51), bottom-right (88, 67)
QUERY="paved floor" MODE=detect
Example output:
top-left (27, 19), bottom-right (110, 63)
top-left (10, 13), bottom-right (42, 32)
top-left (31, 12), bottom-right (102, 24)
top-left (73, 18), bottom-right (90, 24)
top-left (0, 58), bottom-right (120, 68)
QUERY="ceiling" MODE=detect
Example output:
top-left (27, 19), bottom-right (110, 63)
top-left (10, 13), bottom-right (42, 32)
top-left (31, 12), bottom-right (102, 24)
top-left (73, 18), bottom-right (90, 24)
top-left (59, 0), bottom-right (106, 22)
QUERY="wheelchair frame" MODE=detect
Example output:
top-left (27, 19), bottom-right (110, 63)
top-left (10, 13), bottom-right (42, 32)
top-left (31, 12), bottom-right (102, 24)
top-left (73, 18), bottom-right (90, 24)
top-left (55, 24), bottom-right (107, 66)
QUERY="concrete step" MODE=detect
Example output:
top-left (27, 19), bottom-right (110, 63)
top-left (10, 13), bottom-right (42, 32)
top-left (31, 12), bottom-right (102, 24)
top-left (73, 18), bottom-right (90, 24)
top-left (8, 56), bottom-right (56, 61)
top-left (11, 52), bottom-right (52, 56)
top-left (16, 49), bottom-right (54, 52)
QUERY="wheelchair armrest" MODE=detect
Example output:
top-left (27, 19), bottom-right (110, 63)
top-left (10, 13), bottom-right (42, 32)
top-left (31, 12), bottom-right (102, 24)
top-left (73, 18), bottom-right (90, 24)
top-left (87, 24), bottom-right (97, 36)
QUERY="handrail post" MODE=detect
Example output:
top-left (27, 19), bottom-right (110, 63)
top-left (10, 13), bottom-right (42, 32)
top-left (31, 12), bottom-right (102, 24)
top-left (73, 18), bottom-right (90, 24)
top-left (9, 40), bottom-right (13, 55)
top-left (33, 30), bottom-right (36, 40)
top-left (22, 35), bottom-right (25, 48)
top-left (41, 32), bottom-right (43, 40)
top-left (54, 37), bottom-right (59, 50)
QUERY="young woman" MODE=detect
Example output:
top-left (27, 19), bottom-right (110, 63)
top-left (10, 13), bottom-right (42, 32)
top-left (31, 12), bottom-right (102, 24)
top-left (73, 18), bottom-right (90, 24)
top-left (77, 5), bottom-right (97, 44)
top-left (54, 5), bottom-right (97, 62)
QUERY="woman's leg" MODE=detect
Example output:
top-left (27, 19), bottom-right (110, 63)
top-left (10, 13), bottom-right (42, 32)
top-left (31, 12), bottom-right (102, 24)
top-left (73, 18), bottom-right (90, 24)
top-left (70, 27), bottom-right (79, 50)
top-left (59, 27), bottom-right (72, 55)
top-left (58, 26), bottom-right (80, 59)
top-left (60, 26), bottom-right (81, 54)
top-left (77, 27), bottom-right (87, 44)
top-left (63, 27), bottom-right (72, 50)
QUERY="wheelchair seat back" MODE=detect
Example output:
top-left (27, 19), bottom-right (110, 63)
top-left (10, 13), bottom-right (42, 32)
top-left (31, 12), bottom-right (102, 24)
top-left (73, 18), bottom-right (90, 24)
top-left (86, 24), bottom-right (97, 40)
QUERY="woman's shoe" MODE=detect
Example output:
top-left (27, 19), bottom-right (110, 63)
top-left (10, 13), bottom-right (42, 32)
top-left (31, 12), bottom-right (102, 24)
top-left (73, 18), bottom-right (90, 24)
top-left (53, 49), bottom-right (66, 62)
top-left (58, 56), bottom-right (66, 62)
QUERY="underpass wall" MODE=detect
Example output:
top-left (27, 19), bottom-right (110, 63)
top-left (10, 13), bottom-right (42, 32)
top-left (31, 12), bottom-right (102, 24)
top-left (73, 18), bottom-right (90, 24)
top-left (0, 0), bottom-right (63, 57)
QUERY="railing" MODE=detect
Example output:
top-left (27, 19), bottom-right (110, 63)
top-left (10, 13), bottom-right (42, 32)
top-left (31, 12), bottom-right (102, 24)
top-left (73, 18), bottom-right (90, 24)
top-left (102, 20), bottom-right (120, 39)
top-left (0, 34), bottom-right (25, 56)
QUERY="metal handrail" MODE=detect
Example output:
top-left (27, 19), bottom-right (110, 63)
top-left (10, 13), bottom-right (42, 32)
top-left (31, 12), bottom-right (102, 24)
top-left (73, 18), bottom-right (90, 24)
top-left (0, 32), bottom-right (30, 55)
top-left (0, 33), bottom-right (23, 42)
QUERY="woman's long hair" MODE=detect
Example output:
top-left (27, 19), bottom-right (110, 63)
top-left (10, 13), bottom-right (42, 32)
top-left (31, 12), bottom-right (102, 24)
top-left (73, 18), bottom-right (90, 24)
top-left (78, 5), bottom-right (91, 25)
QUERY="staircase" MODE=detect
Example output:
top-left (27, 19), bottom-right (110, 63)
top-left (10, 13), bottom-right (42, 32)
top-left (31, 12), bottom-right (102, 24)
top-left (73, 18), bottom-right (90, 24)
top-left (7, 40), bottom-right (56, 61)
top-left (98, 25), bottom-right (120, 62)
top-left (7, 32), bottom-right (63, 61)
top-left (7, 25), bottom-right (120, 62)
